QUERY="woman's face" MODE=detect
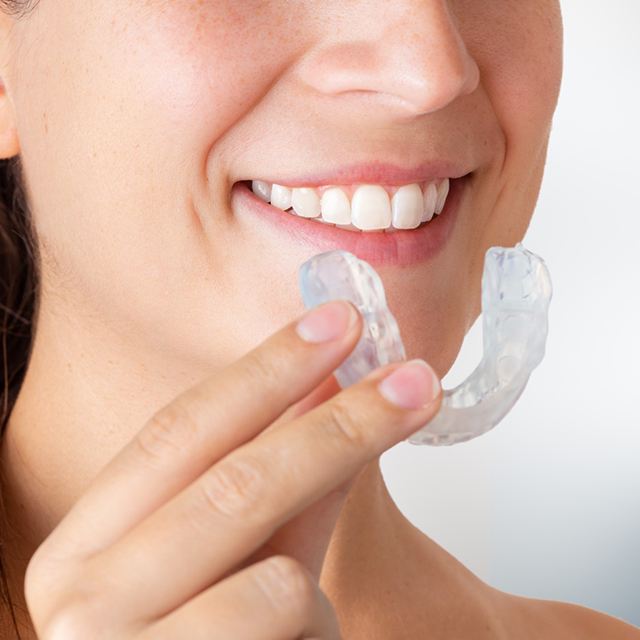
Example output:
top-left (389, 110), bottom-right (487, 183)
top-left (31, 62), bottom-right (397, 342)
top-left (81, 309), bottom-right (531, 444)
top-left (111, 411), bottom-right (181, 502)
top-left (2, 1), bottom-right (562, 378)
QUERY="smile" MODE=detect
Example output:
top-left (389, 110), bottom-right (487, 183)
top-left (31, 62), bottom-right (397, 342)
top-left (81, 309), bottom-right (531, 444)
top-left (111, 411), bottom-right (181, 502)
top-left (230, 171), bottom-right (471, 268)
top-left (248, 178), bottom-right (451, 232)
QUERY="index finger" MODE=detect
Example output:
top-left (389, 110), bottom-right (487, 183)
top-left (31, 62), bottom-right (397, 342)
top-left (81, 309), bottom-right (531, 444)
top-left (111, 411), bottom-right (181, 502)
top-left (40, 300), bottom-right (362, 560)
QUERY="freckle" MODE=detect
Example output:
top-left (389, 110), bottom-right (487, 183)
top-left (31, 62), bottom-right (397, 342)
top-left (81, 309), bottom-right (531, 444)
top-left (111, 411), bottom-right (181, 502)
top-left (43, 112), bottom-right (48, 134)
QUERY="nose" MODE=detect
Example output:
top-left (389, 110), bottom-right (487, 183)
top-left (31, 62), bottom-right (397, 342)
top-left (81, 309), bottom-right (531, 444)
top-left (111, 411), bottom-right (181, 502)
top-left (295, 0), bottom-right (480, 118)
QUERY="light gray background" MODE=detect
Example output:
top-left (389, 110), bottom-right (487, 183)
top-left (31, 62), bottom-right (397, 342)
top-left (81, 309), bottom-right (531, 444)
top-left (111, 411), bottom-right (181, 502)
top-left (381, 0), bottom-right (640, 627)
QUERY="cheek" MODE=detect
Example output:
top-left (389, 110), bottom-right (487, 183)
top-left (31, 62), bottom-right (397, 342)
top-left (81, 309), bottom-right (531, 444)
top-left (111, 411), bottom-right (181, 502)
top-left (12, 0), bottom-right (303, 365)
top-left (461, 2), bottom-right (563, 139)
top-left (115, 1), bottom-right (294, 143)
top-left (465, 2), bottom-right (563, 245)
top-left (15, 0), bottom-right (298, 214)
top-left (440, 2), bottom-right (562, 345)
top-left (484, 4), bottom-right (563, 166)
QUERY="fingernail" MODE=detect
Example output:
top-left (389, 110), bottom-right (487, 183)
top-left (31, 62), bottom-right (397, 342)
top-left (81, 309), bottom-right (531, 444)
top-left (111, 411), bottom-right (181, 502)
top-left (295, 300), bottom-right (358, 343)
top-left (377, 359), bottom-right (440, 410)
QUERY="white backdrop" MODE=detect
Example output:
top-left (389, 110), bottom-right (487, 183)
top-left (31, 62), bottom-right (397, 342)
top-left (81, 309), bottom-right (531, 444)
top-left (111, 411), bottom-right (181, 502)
top-left (381, 0), bottom-right (640, 626)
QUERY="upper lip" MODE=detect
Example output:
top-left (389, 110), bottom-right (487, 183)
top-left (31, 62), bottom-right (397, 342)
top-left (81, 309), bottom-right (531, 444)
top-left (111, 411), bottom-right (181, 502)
top-left (239, 160), bottom-right (473, 188)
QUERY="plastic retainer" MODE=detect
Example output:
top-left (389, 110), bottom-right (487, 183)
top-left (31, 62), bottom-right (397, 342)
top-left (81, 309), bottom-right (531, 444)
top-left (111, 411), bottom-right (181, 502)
top-left (298, 243), bottom-right (552, 446)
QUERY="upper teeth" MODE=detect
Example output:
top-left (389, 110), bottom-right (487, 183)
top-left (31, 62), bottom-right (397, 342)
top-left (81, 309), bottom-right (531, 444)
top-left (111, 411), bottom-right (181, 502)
top-left (249, 178), bottom-right (451, 232)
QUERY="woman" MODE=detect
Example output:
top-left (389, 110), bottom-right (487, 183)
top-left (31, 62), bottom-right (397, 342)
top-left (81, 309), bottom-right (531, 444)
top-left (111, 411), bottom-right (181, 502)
top-left (0, 1), bottom-right (637, 638)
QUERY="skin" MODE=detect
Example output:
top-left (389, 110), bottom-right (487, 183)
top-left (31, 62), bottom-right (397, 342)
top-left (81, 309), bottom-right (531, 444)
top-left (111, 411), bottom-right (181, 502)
top-left (0, 0), bottom-right (637, 637)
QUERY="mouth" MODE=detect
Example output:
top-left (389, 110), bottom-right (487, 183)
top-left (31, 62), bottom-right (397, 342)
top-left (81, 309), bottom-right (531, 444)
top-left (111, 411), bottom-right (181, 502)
top-left (230, 171), bottom-right (471, 267)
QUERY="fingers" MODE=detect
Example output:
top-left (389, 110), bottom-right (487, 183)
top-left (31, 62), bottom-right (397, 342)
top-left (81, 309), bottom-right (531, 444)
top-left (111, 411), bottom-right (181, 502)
top-left (136, 555), bottom-right (341, 640)
top-left (91, 359), bottom-right (441, 620)
top-left (42, 300), bottom-right (362, 559)
top-left (26, 555), bottom-right (340, 640)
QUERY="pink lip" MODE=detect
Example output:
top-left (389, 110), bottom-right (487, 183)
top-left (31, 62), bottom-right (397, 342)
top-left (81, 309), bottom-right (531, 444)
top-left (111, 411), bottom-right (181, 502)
top-left (243, 160), bottom-right (470, 188)
top-left (231, 175), bottom-right (468, 268)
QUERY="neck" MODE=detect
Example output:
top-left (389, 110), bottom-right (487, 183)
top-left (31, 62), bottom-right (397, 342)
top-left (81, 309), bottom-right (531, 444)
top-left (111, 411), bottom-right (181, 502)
top-left (319, 461), bottom-right (506, 639)
top-left (0, 297), bottom-right (508, 639)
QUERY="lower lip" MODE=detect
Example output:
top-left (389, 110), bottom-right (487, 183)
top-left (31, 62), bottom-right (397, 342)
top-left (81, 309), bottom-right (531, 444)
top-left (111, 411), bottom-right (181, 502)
top-left (230, 176), bottom-right (467, 267)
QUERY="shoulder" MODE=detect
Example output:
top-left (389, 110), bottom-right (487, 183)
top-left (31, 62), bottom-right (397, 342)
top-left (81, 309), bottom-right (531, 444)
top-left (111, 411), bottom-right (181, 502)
top-left (502, 592), bottom-right (640, 639)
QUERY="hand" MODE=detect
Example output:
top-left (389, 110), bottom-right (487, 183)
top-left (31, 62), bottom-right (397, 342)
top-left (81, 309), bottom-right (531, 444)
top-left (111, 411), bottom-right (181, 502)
top-left (24, 300), bottom-right (442, 639)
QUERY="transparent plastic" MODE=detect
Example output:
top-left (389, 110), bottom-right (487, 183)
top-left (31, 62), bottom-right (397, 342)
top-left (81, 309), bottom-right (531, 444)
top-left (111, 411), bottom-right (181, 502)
top-left (298, 243), bottom-right (552, 446)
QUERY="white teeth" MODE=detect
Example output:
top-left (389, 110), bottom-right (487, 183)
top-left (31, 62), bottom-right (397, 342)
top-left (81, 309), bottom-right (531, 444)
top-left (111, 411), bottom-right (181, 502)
top-left (270, 184), bottom-right (292, 210)
top-left (391, 184), bottom-right (423, 229)
top-left (251, 180), bottom-right (272, 203)
top-left (422, 182), bottom-right (438, 223)
top-left (320, 188), bottom-right (351, 225)
top-left (291, 187), bottom-right (321, 218)
top-left (249, 178), bottom-right (453, 231)
top-left (435, 177), bottom-right (450, 215)
top-left (351, 185), bottom-right (392, 230)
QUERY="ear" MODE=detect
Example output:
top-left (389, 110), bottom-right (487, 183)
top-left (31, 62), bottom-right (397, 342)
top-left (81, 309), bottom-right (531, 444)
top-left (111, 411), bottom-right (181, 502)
top-left (0, 11), bottom-right (20, 159)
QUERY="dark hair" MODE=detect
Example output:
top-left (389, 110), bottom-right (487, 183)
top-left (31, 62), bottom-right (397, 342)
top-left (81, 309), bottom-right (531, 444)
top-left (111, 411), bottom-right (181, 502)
top-left (0, 155), bottom-right (37, 639)
top-left (1, 5), bottom-right (41, 639)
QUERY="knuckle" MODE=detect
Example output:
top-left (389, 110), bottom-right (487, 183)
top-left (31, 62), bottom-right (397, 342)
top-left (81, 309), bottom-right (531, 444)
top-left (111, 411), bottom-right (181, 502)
top-left (322, 397), bottom-right (368, 450)
top-left (25, 558), bottom-right (117, 640)
top-left (24, 550), bottom-right (49, 602)
top-left (198, 455), bottom-right (268, 520)
top-left (240, 346), bottom-right (299, 417)
top-left (25, 566), bottom-right (102, 639)
top-left (242, 348), bottom-right (284, 394)
top-left (40, 601), bottom-right (100, 640)
top-left (136, 400), bottom-right (201, 467)
top-left (256, 555), bottom-right (316, 615)
top-left (34, 582), bottom-right (108, 640)
top-left (24, 545), bottom-right (69, 612)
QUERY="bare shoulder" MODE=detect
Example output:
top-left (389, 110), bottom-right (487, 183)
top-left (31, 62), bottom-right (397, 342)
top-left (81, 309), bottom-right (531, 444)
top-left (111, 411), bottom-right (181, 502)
top-left (502, 592), bottom-right (640, 639)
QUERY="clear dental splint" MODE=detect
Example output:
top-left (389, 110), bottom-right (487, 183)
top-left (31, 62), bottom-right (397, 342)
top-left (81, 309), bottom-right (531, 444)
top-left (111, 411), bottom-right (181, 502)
top-left (298, 243), bottom-right (552, 446)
